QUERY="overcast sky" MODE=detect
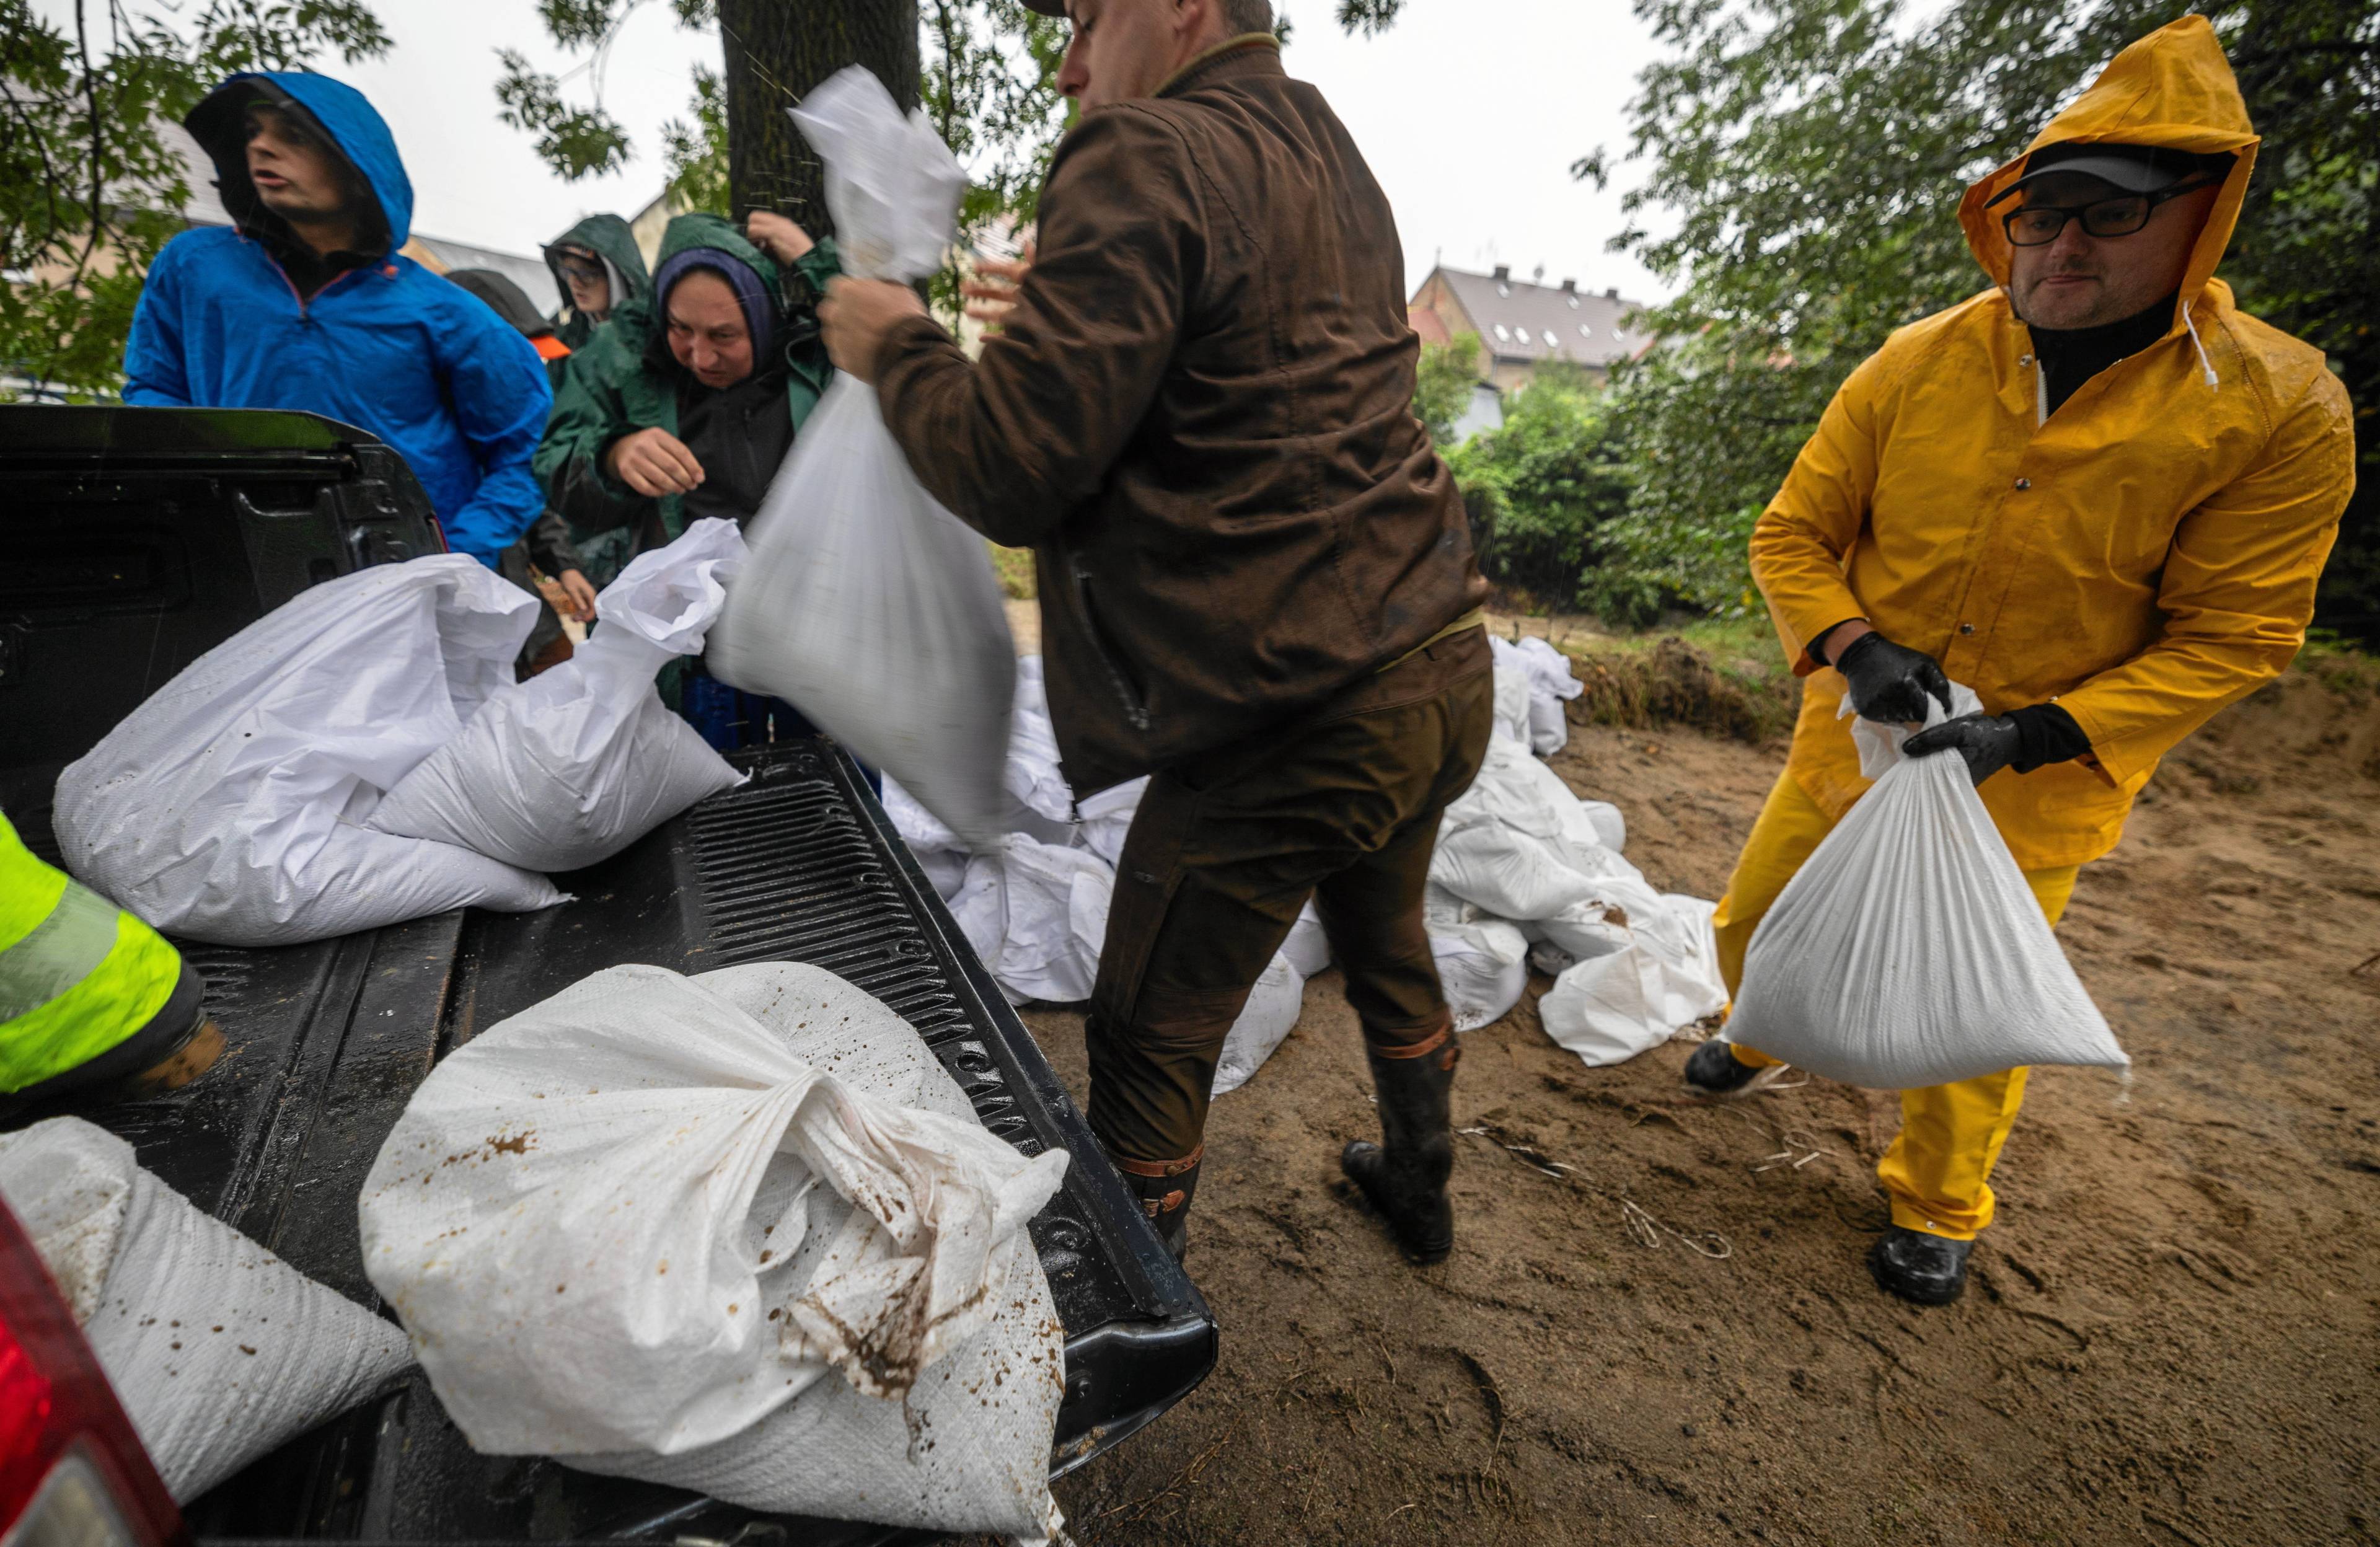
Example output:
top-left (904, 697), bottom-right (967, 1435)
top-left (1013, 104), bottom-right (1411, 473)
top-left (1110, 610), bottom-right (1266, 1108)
top-left (125, 0), bottom-right (1680, 304)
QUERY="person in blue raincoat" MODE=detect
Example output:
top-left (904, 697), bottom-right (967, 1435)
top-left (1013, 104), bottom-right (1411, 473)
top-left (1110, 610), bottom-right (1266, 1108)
top-left (122, 73), bottom-right (550, 568)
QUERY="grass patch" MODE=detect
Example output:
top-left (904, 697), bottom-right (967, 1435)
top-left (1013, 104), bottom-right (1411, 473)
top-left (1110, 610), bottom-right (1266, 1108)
top-left (988, 542), bottom-right (1036, 601)
top-left (1519, 612), bottom-right (1797, 743)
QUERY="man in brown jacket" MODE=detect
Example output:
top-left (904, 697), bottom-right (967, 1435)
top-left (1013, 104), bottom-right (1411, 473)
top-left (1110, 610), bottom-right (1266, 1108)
top-left (820, 0), bottom-right (1490, 1263)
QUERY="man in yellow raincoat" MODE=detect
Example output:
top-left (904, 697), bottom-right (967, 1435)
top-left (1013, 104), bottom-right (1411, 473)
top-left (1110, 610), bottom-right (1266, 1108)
top-left (1682, 16), bottom-right (2355, 1304)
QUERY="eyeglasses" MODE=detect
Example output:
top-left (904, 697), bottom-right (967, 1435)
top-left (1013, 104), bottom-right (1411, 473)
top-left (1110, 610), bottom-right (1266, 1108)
top-left (556, 255), bottom-right (606, 283)
top-left (2000, 179), bottom-right (2218, 247)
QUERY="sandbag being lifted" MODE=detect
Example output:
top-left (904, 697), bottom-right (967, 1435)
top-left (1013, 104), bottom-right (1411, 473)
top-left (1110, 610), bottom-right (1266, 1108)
top-left (1721, 686), bottom-right (2127, 1090)
top-left (708, 66), bottom-right (1015, 847)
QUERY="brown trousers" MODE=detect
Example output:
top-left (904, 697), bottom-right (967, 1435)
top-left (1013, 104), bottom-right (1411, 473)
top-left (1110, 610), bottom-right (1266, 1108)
top-left (1086, 626), bottom-right (1494, 1164)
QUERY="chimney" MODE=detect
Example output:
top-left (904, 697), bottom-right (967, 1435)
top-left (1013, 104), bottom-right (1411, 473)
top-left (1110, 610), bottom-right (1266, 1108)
top-left (1560, 278), bottom-right (1577, 294)
top-left (1604, 286), bottom-right (1620, 300)
top-left (1492, 264), bottom-right (1511, 283)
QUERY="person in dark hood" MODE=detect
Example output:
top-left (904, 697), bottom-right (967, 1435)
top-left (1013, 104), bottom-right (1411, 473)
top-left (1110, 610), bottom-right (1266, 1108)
top-left (537, 209), bottom-right (855, 757)
top-left (544, 213), bottom-right (651, 351)
top-left (447, 268), bottom-right (597, 676)
top-left (122, 73), bottom-right (551, 569)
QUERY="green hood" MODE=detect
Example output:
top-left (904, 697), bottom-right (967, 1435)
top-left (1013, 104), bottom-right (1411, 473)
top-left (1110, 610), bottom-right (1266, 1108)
top-left (534, 211), bottom-right (841, 552)
top-left (544, 213), bottom-right (651, 336)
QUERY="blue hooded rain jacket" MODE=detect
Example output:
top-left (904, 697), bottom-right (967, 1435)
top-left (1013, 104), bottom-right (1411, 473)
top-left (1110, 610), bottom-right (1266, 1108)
top-left (123, 73), bottom-right (550, 566)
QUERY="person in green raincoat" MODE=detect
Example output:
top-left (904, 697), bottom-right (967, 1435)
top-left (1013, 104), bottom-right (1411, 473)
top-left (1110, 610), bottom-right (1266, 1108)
top-left (543, 212), bottom-right (651, 351)
top-left (536, 210), bottom-right (844, 752)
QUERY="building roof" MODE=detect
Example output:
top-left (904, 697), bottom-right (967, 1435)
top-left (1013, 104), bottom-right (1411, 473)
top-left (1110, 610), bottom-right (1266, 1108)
top-left (1420, 265), bottom-right (1652, 370)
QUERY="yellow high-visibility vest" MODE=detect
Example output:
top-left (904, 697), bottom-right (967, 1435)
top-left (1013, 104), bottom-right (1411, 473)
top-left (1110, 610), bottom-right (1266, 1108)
top-left (0, 809), bottom-right (185, 1093)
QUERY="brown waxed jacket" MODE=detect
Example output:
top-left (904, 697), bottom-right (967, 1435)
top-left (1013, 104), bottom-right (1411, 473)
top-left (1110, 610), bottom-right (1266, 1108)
top-left (872, 37), bottom-right (1486, 794)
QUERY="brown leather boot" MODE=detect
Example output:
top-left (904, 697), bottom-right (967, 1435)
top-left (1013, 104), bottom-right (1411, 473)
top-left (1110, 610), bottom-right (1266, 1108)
top-left (1108, 1145), bottom-right (1201, 1261)
top-left (1341, 1020), bottom-right (1460, 1264)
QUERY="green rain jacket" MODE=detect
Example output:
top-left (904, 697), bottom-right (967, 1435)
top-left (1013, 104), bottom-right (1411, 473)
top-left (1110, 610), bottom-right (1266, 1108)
top-left (542, 213), bottom-right (652, 352)
top-left (535, 213), bottom-right (840, 557)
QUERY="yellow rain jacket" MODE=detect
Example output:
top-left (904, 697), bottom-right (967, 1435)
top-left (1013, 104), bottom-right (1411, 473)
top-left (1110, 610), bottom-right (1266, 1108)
top-left (1750, 14), bottom-right (2356, 869)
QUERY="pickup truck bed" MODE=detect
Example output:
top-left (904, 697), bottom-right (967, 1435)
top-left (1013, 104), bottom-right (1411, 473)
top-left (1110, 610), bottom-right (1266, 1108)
top-left (0, 406), bottom-right (1215, 1543)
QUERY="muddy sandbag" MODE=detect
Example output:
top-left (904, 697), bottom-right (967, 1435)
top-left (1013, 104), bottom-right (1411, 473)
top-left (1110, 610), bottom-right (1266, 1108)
top-left (0, 1118), bottom-right (414, 1502)
top-left (359, 961), bottom-right (1069, 1539)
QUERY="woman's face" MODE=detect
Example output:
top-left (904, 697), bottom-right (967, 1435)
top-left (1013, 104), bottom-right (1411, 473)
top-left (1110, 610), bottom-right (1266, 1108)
top-left (665, 270), bottom-right (753, 389)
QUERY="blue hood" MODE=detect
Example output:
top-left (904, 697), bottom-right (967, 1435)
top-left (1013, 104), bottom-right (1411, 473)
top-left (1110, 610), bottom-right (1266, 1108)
top-left (185, 71), bottom-right (413, 253)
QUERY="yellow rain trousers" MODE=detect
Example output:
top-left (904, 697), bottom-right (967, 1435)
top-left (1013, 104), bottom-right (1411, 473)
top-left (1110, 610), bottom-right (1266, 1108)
top-left (0, 809), bottom-right (185, 1094)
top-left (1725, 17), bottom-right (2355, 1239)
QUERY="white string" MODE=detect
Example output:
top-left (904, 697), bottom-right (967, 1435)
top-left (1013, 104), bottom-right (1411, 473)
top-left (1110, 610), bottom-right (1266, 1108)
top-left (2181, 306), bottom-right (2219, 388)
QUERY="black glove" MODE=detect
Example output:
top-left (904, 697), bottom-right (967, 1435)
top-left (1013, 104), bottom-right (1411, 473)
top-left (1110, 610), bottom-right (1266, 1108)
top-left (1833, 632), bottom-right (1952, 724)
top-left (1906, 703), bottom-right (2091, 785)
top-left (1903, 712), bottom-right (2022, 785)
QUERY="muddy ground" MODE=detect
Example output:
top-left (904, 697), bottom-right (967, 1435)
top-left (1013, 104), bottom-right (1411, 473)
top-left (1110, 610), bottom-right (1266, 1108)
top-left (1007, 664), bottom-right (2380, 1546)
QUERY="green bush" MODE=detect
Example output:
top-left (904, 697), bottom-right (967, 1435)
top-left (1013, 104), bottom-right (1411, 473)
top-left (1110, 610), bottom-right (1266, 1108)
top-left (1444, 367), bottom-right (1646, 619)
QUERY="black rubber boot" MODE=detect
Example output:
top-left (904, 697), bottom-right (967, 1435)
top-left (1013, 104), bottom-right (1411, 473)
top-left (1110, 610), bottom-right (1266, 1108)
top-left (1109, 1146), bottom-right (1201, 1263)
top-left (1341, 1022), bottom-right (1460, 1264)
top-left (1869, 1225), bottom-right (1973, 1305)
top-left (1683, 1038), bottom-right (1766, 1096)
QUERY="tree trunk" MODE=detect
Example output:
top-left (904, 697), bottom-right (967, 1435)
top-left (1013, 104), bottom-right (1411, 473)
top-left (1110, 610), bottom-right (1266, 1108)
top-left (716, 0), bottom-right (920, 240)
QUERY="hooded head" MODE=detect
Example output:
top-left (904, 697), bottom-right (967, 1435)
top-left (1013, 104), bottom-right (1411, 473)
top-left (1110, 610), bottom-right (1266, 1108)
top-left (1959, 16), bottom-right (2258, 338)
top-left (634, 213), bottom-right (790, 392)
top-left (186, 72), bottom-right (413, 259)
top-left (543, 213), bottom-right (651, 326)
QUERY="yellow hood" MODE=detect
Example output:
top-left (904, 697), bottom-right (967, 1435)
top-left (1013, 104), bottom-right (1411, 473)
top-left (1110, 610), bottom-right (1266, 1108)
top-left (1959, 14), bottom-right (2259, 314)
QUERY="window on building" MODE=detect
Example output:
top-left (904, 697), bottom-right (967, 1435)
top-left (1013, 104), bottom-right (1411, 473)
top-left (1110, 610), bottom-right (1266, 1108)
top-left (1493, 324), bottom-right (1510, 342)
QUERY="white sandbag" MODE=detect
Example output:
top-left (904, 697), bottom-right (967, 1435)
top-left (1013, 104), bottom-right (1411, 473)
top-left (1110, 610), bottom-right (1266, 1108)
top-left (1430, 920), bottom-right (1530, 1032)
top-left (881, 775), bottom-right (969, 900)
top-left (1076, 777), bottom-right (1147, 869)
top-left (52, 557), bottom-right (565, 946)
top-left (1488, 638), bottom-right (1533, 748)
top-left (1515, 637), bottom-right (1583, 754)
top-left (1540, 946), bottom-right (1673, 1066)
top-left (1212, 951), bottom-right (1305, 1096)
top-left (708, 68), bottom-right (1013, 848)
top-left (359, 962), bottom-right (1067, 1539)
top-left (948, 835), bottom-right (1113, 1005)
top-left (1280, 899), bottom-right (1333, 979)
top-left (0, 1118), bottom-right (413, 1503)
top-left (369, 521), bottom-right (749, 871)
top-left (1000, 658), bottom-right (1082, 844)
top-left (1430, 818), bottom-right (1602, 921)
top-left (1722, 686), bottom-right (2126, 1089)
top-left (1577, 798), bottom-right (1628, 854)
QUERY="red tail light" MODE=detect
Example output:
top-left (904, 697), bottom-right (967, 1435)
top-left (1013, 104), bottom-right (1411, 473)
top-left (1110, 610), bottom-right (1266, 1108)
top-left (0, 1196), bottom-right (185, 1547)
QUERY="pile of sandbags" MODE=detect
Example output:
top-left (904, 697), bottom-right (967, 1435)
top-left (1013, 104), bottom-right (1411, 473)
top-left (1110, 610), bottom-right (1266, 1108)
top-left (889, 641), bottom-right (1722, 1085)
top-left (886, 658), bottom-right (1324, 1096)
top-left (52, 524), bottom-right (749, 946)
top-left (359, 961), bottom-right (1070, 1540)
top-left (1428, 731), bottom-right (1727, 1065)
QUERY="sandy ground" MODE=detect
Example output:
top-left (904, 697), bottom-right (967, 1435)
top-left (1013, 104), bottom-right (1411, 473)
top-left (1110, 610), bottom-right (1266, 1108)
top-left (1003, 669), bottom-right (2380, 1546)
